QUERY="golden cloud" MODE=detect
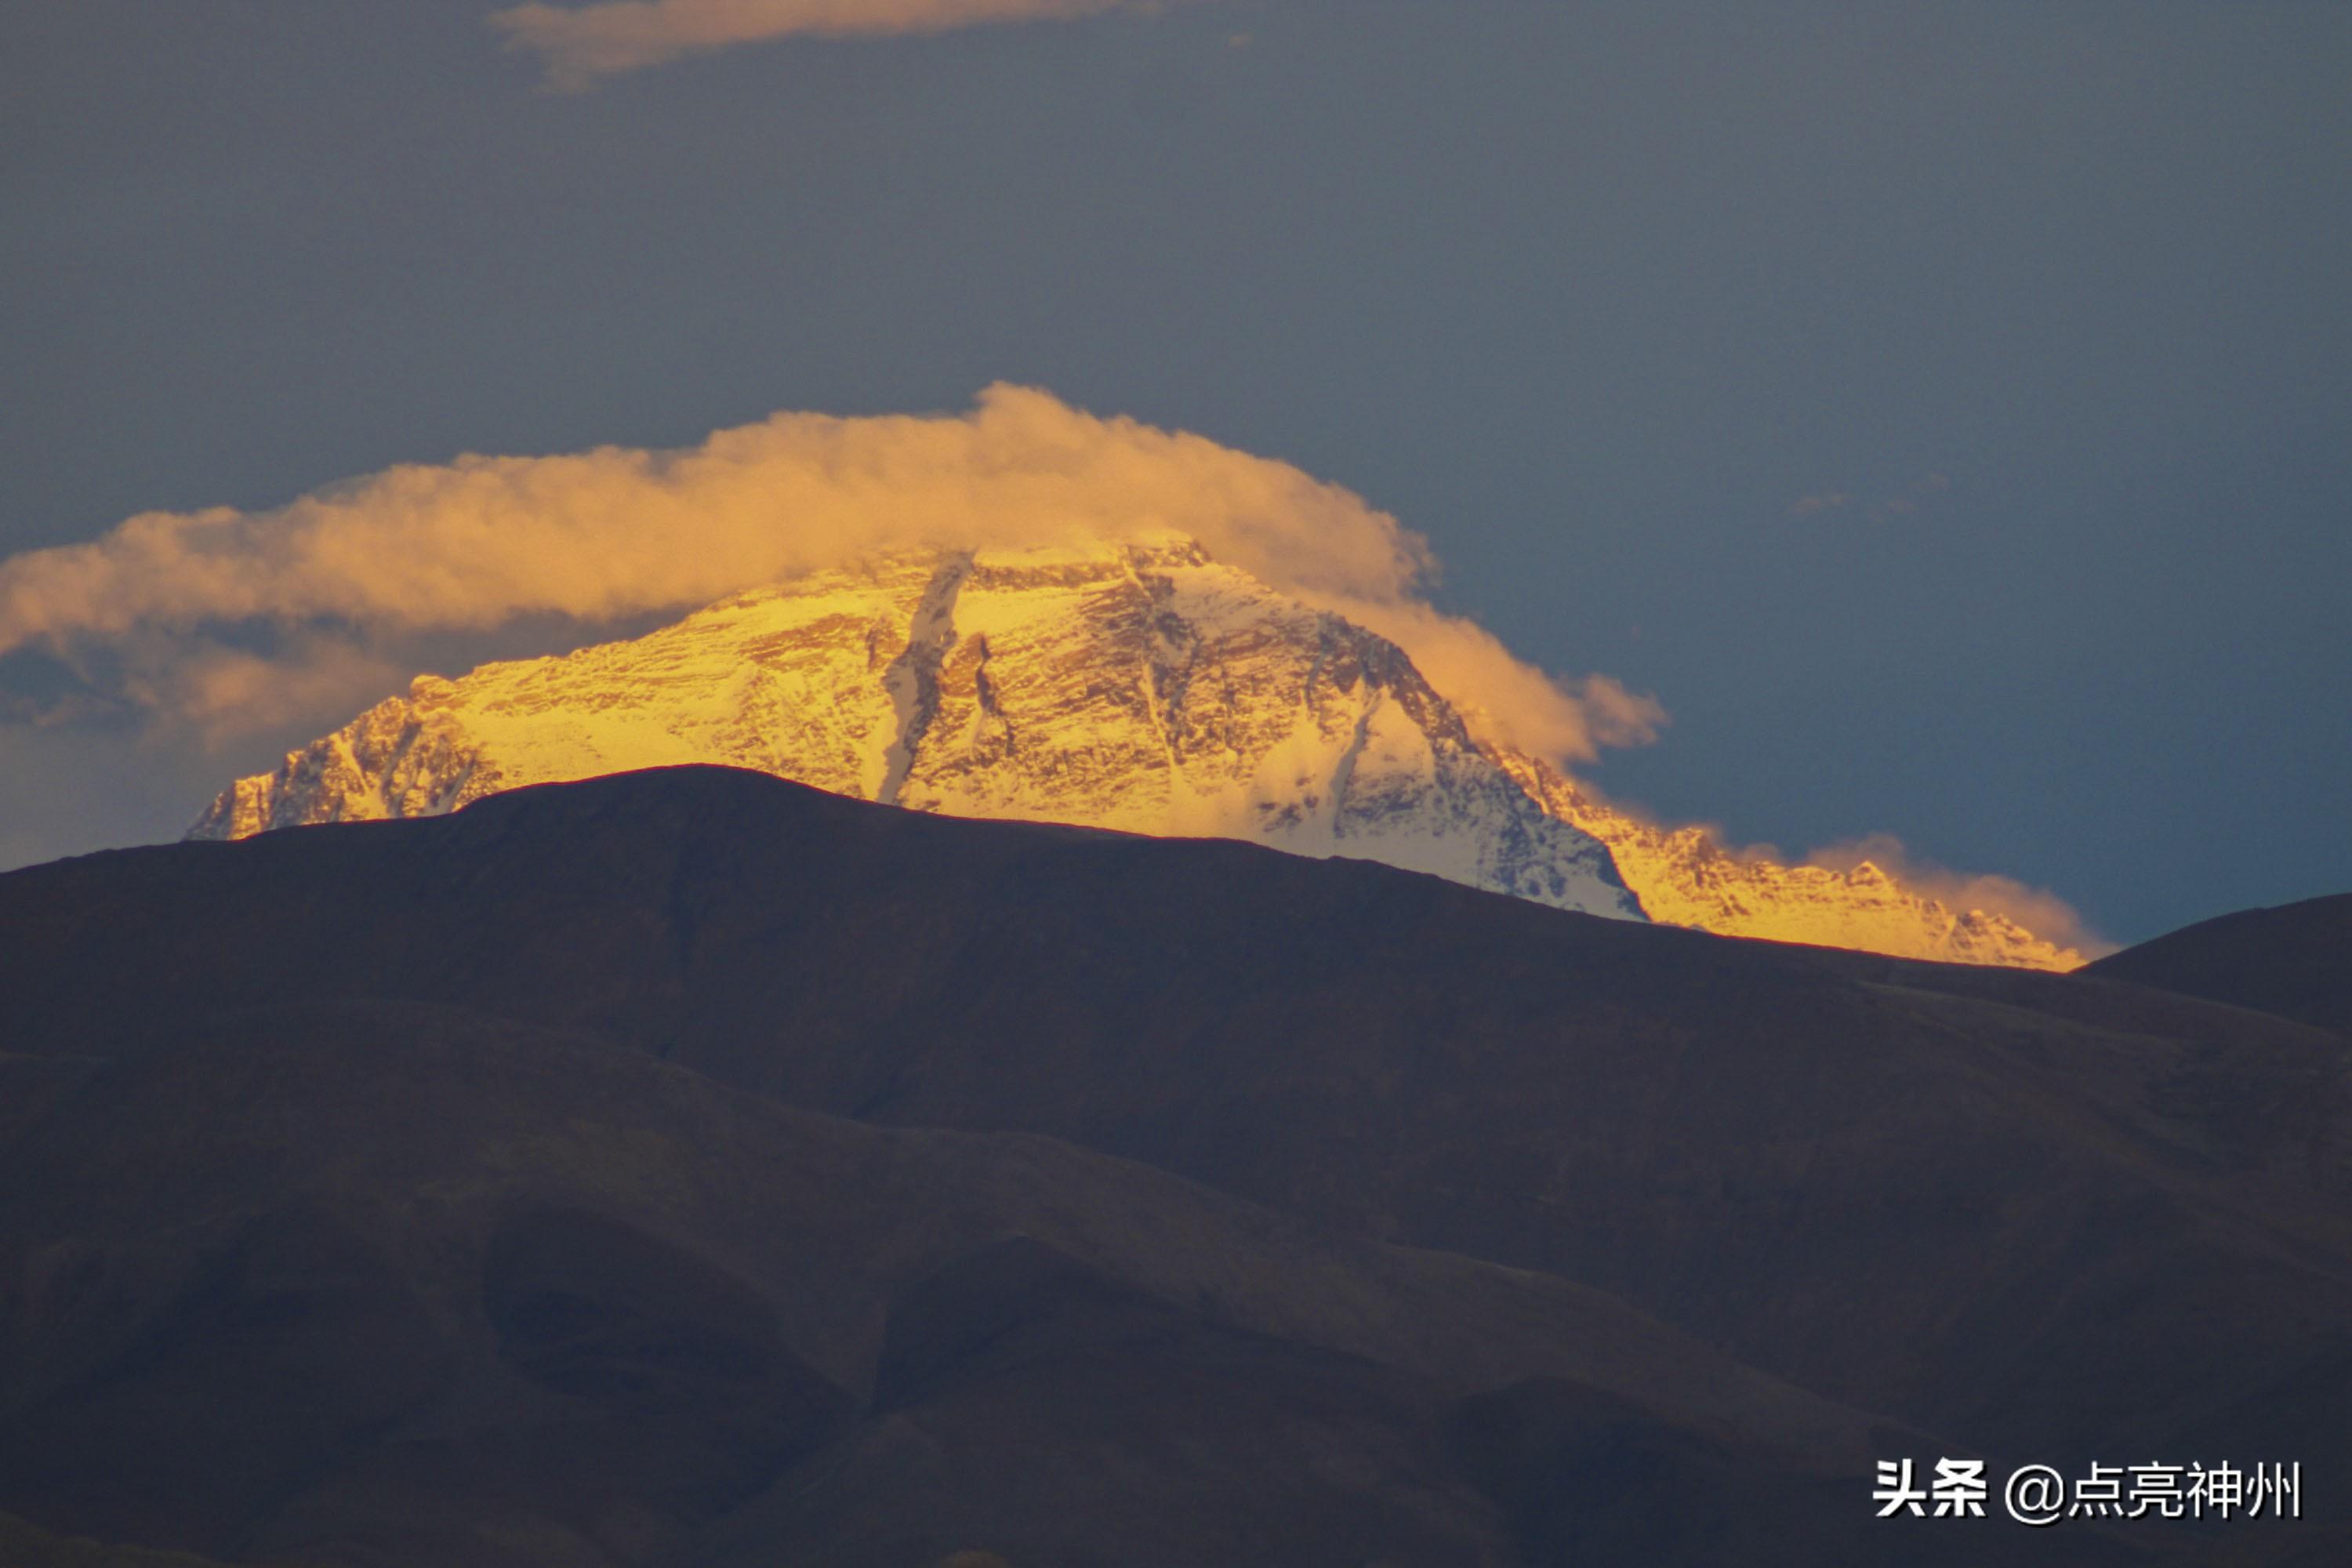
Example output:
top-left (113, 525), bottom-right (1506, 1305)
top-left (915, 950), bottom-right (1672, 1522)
top-left (0, 385), bottom-right (1660, 766)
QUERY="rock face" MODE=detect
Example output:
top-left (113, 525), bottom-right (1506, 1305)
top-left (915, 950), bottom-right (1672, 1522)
top-left (189, 534), bottom-right (2085, 966)
top-left (1494, 753), bottom-right (2093, 971)
top-left (188, 538), bottom-right (1643, 920)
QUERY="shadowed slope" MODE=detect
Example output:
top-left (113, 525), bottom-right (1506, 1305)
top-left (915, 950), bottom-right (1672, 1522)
top-left (2085, 894), bottom-right (2352, 1036)
top-left (4, 766), bottom-right (2348, 1552)
top-left (0, 999), bottom-right (1924, 1566)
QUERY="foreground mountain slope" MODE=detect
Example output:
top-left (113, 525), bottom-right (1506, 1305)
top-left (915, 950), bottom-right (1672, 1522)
top-left (186, 537), bottom-right (2087, 965)
top-left (11, 766), bottom-right (2347, 1533)
top-left (2, 997), bottom-right (1947, 1566)
top-left (2083, 893), bottom-right (2352, 1036)
top-left (0, 1512), bottom-right (242, 1568)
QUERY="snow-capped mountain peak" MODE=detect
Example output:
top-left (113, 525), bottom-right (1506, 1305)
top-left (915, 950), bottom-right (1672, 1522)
top-left (192, 535), bottom-right (2090, 968)
top-left (191, 538), bottom-right (1646, 920)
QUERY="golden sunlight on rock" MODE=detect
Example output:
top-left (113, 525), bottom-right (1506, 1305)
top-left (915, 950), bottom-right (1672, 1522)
top-left (1493, 753), bottom-right (2092, 971)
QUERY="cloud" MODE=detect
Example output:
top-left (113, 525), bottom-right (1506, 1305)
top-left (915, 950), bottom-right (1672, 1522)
top-left (489, 0), bottom-right (1157, 86)
top-left (1788, 472), bottom-right (1958, 524)
top-left (128, 637), bottom-right (413, 750)
top-left (0, 385), bottom-right (1657, 767)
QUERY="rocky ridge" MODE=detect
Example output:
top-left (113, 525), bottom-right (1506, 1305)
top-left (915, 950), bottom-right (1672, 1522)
top-left (1494, 753), bottom-right (2090, 970)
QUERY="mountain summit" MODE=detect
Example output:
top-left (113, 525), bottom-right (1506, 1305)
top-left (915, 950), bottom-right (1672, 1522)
top-left (190, 535), bottom-right (2085, 966)
top-left (191, 538), bottom-right (1642, 920)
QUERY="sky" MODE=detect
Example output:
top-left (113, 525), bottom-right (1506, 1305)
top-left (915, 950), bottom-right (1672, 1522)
top-left (2, 0), bottom-right (2347, 944)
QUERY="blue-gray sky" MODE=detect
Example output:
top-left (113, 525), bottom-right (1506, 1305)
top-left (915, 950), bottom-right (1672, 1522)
top-left (3, 0), bottom-right (2347, 942)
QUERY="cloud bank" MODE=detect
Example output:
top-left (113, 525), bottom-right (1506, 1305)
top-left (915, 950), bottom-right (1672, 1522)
top-left (490, 0), bottom-right (1152, 86)
top-left (0, 385), bottom-right (1659, 766)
